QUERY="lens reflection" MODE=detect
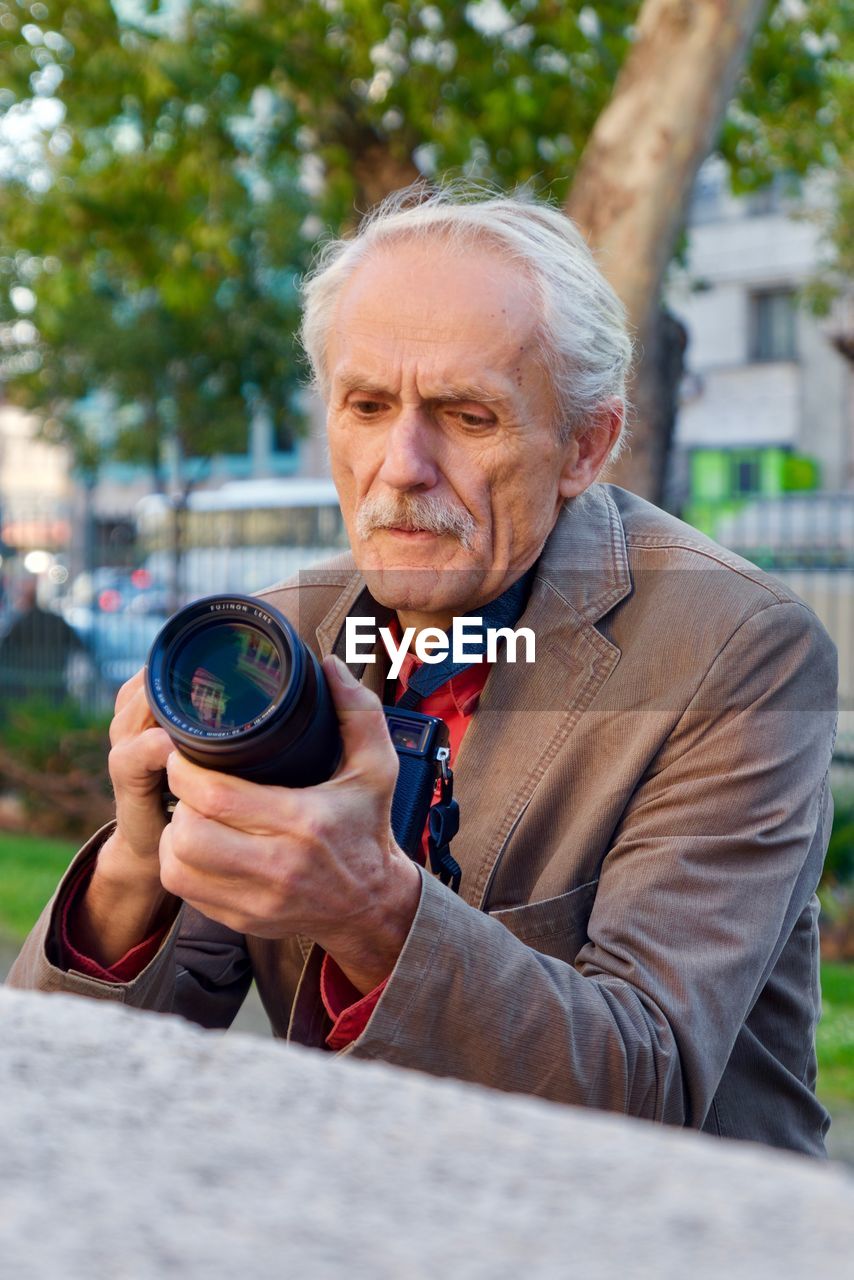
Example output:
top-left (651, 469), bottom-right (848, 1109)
top-left (169, 622), bottom-right (286, 731)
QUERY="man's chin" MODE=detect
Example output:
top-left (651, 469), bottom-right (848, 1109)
top-left (359, 564), bottom-right (485, 617)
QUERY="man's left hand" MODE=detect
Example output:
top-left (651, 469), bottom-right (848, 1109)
top-left (158, 654), bottom-right (422, 995)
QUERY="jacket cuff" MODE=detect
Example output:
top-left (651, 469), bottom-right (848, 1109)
top-left (5, 821), bottom-right (184, 1010)
top-left (319, 953), bottom-right (389, 1050)
top-left (335, 868), bottom-right (453, 1058)
top-left (288, 866), bottom-right (442, 1052)
top-left (61, 855), bottom-right (171, 983)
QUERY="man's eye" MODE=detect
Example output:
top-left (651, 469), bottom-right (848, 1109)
top-left (351, 400), bottom-right (386, 416)
top-left (448, 409), bottom-right (493, 428)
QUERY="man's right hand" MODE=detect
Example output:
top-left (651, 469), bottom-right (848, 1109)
top-left (73, 669), bottom-right (180, 968)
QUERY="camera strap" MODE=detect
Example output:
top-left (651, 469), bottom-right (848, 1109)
top-left (384, 570), bottom-right (536, 896)
top-left (427, 749), bottom-right (461, 894)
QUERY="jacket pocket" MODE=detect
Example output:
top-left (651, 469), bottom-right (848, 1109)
top-left (488, 878), bottom-right (599, 966)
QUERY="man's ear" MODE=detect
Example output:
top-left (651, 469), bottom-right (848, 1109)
top-left (557, 399), bottom-right (625, 500)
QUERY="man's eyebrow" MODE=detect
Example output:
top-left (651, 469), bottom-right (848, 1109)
top-left (432, 383), bottom-right (506, 405)
top-left (334, 373), bottom-right (390, 397)
top-left (334, 371), bottom-right (506, 404)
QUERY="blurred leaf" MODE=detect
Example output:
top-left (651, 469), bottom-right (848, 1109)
top-left (0, 0), bottom-right (849, 473)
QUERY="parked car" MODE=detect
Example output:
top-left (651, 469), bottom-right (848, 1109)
top-left (61, 606), bottom-right (167, 712)
top-left (64, 566), bottom-right (169, 617)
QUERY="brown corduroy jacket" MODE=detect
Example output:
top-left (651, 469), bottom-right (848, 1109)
top-left (7, 484), bottom-right (838, 1156)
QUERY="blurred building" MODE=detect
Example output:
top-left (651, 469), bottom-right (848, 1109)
top-left (0, 389), bottom-right (331, 586)
top-left (668, 161), bottom-right (852, 532)
top-left (0, 403), bottom-right (72, 591)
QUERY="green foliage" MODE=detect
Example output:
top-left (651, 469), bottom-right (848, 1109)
top-left (725, 0), bottom-right (853, 311)
top-left (722, 0), bottom-right (850, 190)
top-left (0, 0), bottom-right (849, 470)
top-left (0, 697), bottom-right (114, 836)
top-left (818, 791), bottom-right (854, 965)
top-left (180, 0), bottom-right (630, 210)
top-left (825, 790), bottom-right (854, 888)
top-left (0, 0), bottom-right (314, 475)
top-left (0, 695), bottom-right (110, 771)
top-left (817, 962), bottom-right (854, 1105)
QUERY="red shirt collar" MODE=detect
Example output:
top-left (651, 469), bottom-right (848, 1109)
top-left (389, 616), bottom-right (491, 718)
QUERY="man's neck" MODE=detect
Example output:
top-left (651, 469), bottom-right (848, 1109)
top-left (393, 564), bottom-right (537, 648)
top-left (394, 609), bottom-right (454, 646)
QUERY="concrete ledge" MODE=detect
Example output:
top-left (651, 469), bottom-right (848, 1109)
top-left (1, 986), bottom-right (852, 1278)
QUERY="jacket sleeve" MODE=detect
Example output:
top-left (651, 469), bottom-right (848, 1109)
top-left (288, 600), bottom-right (837, 1127)
top-left (4, 823), bottom-right (254, 1030)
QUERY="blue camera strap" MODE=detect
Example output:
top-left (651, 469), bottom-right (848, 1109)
top-left (390, 568), bottom-right (535, 894)
top-left (393, 566), bottom-right (535, 706)
top-left (427, 750), bottom-right (461, 892)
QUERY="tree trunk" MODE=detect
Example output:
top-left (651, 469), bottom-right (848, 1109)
top-left (352, 142), bottom-right (421, 211)
top-left (629, 306), bottom-right (689, 506)
top-left (566, 0), bottom-right (767, 501)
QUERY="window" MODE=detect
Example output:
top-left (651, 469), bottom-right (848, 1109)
top-left (750, 289), bottom-right (797, 362)
top-left (689, 155), bottom-right (728, 225)
top-left (733, 457), bottom-right (760, 495)
top-left (746, 173), bottom-right (802, 218)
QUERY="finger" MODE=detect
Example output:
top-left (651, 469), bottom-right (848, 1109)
top-left (163, 803), bottom-right (260, 881)
top-left (114, 669), bottom-right (146, 715)
top-left (165, 749), bottom-right (302, 835)
top-left (159, 812), bottom-right (289, 926)
top-left (109, 725), bottom-right (174, 792)
top-left (164, 889), bottom-right (268, 939)
top-left (110, 680), bottom-right (159, 746)
top-left (323, 655), bottom-right (399, 788)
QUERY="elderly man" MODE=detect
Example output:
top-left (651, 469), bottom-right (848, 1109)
top-left (9, 188), bottom-right (837, 1157)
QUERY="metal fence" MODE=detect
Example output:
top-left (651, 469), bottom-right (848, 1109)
top-left (1, 492), bottom-right (853, 766)
top-left (0, 502), bottom-right (347, 719)
top-left (713, 493), bottom-right (854, 773)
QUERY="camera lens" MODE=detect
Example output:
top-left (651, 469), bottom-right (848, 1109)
top-left (168, 621), bottom-right (287, 733)
top-left (146, 595), bottom-right (341, 787)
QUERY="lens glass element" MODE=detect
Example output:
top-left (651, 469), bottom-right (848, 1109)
top-left (169, 621), bottom-right (287, 732)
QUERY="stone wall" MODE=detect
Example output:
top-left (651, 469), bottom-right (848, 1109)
top-left (2, 986), bottom-right (852, 1278)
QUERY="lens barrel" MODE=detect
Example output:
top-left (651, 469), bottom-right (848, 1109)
top-left (145, 594), bottom-right (342, 787)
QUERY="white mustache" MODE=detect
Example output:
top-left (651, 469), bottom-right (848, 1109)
top-left (355, 492), bottom-right (477, 550)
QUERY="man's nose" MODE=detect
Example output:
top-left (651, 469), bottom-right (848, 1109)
top-left (376, 406), bottom-right (440, 491)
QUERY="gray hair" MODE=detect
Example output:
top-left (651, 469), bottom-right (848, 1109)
top-left (299, 182), bottom-right (633, 456)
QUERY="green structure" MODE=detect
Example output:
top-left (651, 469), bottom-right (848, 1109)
top-left (683, 447), bottom-right (820, 536)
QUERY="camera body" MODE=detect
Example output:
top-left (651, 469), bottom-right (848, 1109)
top-left (384, 709), bottom-right (450, 859)
top-left (145, 594), bottom-right (450, 860)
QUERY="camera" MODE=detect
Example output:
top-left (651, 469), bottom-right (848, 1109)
top-left (144, 593), bottom-right (452, 862)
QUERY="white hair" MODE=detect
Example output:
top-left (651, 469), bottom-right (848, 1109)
top-left (299, 181), bottom-right (633, 455)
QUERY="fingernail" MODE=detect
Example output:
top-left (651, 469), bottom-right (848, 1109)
top-left (329, 655), bottom-right (359, 688)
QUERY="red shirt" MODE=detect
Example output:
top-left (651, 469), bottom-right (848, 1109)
top-left (62, 651), bottom-right (490, 1048)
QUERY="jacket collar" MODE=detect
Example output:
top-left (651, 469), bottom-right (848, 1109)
top-left (533, 483), bottom-right (632, 624)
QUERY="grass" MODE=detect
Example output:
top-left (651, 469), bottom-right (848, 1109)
top-left (0, 831), bottom-right (77, 942)
top-left (0, 832), bottom-right (852, 1108)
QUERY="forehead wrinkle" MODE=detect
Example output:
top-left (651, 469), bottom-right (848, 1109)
top-left (333, 366), bottom-right (513, 406)
top-left (327, 245), bottom-right (542, 368)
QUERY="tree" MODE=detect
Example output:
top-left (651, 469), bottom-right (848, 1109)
top-left (566, 0), bottom-right (769, 499)
top-left (0, 0), bottom-right (314, 484)
top-left (0, 0), bottom-right (848, 496)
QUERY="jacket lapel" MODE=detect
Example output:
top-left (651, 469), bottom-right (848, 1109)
top-left (450, 485), bottom-right (632, 907)
top-left (312, 484), bottom-right (632, 909)
top-left (316, 579), bottom-right (393, 699)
